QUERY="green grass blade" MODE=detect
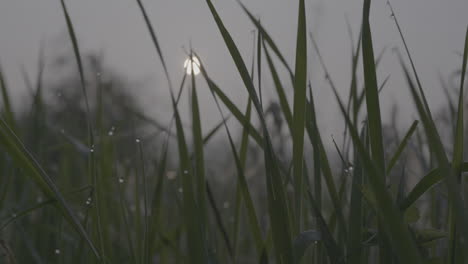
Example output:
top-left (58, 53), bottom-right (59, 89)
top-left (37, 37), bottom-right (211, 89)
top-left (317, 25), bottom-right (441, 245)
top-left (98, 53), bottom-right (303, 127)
top-left (362, 0), bottom-right (385, 173)
top-left (237, 0), bottom-right (294, 79)
top-left (399, 168), bottom-right (443, 211)
top-left (170, 87), bottom-right (206, 264)
top-left (0, 118), bottom-right (100, 259)
top-left (448, 26), bottom-right (468, 264)
top-left (134, 0), bottom-right (172, 87)
top-left (205, 182), bottom-right (234, 258)
top-left (328, 66), bottom-right (423, 264)
top-left (291, 0), bottom-right (307, 231)
top-left (203, 2), bottom-right (294, 261)
top-left (398, 54), bottom-right (468, 252)
top-left (307, 191), bottom-right (344, 263)
top-left (201, 67), bottom-right (265, 257)
top-left (204, 77), bottom-right (263, 145)
top-left (0, 66), bottom-right (15, 127)
top-left (190, 53), bottom-right (207, 252)
top-left (386, 120), bottom-right (419, 174)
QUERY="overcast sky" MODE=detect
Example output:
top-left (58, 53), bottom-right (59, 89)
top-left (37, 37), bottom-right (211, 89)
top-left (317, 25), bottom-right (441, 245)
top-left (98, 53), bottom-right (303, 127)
top-left (1, 0), bottom-right (467, 138)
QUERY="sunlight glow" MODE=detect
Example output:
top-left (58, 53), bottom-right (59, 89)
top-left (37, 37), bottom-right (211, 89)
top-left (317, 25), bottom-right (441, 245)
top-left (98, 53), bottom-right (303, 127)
top-left (184, 56), bottom-right (201, 75)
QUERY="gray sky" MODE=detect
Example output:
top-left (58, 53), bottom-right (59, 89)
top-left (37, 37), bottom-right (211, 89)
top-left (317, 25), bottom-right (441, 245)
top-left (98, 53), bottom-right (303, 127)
top-left (1, 0), bottom-right (467, 138)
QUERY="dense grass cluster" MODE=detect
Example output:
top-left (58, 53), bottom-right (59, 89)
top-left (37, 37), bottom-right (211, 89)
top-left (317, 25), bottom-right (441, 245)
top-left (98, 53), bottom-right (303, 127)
top-left (0, 0), bottom-right (467, 263)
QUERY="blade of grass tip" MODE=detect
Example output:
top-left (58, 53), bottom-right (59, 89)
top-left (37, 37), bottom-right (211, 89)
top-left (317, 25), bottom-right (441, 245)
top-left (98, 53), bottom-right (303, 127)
top-left (448, 25), bottom-right (468, 264)
top-left (189, 52), bottom-right (208, 260)
top-left (398, 52), bottom-right (468, 254)
top-left (386, 120), bottom-right (418, 174)
top-left (59, 0), bottom-right (91, 136)
top-left (59, 2), bottom-right (106, 259)
top-left (291, 0), bottom-right (308, 234)
top-left (200, 66), bottom-right (264, 256)
top-left (257, 29), bottom-right (263, 108)
top-left (328, 61), bottom-right (423, 263)
top-left (387, 1), bottom-right (432, 116)
top-left (134, 0), bottom-right (172, 89)
top-left (362, 0), bottom-right (385, 174)
top-left (0, 118), bottom-right (100, 259)
top-left (203, 2), bottom-right (294, 262)
top-left (250, 29), bottom-right (256, 79)
top-left (236, 0), bottom-right (294, 80)
top-left (0, 65), bottom-right (15, 127)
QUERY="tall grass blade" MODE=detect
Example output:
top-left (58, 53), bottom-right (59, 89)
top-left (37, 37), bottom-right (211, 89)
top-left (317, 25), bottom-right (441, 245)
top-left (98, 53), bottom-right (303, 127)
top-left (386, 120), bottom-right (419, 174)
top-left (291, 0), bottom-right (307, 231)
top-left (203, 1), bottom-right (294, 262)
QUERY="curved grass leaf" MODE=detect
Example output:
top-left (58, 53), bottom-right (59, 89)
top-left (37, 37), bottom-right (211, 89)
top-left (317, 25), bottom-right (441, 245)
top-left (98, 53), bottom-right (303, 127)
top-left (386, 120), bottom-right (419, 174)
top-left (204, 1), bottom-right (294, 262)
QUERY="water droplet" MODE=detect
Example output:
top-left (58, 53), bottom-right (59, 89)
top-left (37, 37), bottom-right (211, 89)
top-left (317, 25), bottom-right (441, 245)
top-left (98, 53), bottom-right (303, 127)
top-left (36, 196), bottom-right (43, 203)
top-left (60, 129), bottom-right (65, 134)
top-left (223, 202), bottom-right (230, 209)
top-left (178, 187), bottom-right (183, 193)
top-left (11, 213), bottom-right (17, 218)
top-left (166, 171), bottom-right (177, 180)
top-left (118, 177), bottom-right (124, 184)
top-left (108, 131), bottom-right (114, 136)
top-left (55, 249), bottom-right (61, 255)
top-left (390, 13), bottom-right (395, 19)
top-left (86, 197), bottom-right (92, 206)
top-left (183, 170), bottom-right (188, 174)
top-left (135, 138), bottom-right (141, 143)
top-left (348, 165), bottom-right (354, 172)
top-left (314, 241), bottom-right (318, 245)
top-left (96, 72), bottom-right (101, 77)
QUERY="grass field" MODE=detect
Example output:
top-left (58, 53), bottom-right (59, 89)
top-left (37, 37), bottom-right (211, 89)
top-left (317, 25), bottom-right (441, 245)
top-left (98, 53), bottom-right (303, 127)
top-left (0, 0), bottom-right (467, 263)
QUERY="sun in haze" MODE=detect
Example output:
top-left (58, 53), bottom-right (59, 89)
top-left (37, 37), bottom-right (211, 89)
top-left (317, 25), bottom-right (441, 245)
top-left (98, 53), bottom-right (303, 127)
top-left (184, 56), bottom-right (201, 75)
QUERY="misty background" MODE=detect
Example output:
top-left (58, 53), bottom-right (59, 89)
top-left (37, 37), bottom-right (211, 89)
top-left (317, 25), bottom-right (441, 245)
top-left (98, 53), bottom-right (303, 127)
top-left (1, 0), bottom-right (467, 140)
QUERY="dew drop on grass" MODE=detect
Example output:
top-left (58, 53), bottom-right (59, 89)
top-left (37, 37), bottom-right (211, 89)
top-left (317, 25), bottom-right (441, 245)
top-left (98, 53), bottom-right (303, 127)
top-left (166, 171), bottom-right (177, 180)
top-left (183, 170), bottom-right (188, 174)
top-left (118, 177), bottom-right (124, 184)
top-left (108, 130), bottom-right (114, 136)
top-left (178, 187), bottom-right (183, 193)
top-left (55, 249), bottom-right (61, 255)
top-left (11, 213), bottom-right (17, 218)
top-left (135, 138), bottom-right (141, 143)
top-left (86, 197), bottom-right (92, 206)
top-left (223, 201), bottom-right (230, 209)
